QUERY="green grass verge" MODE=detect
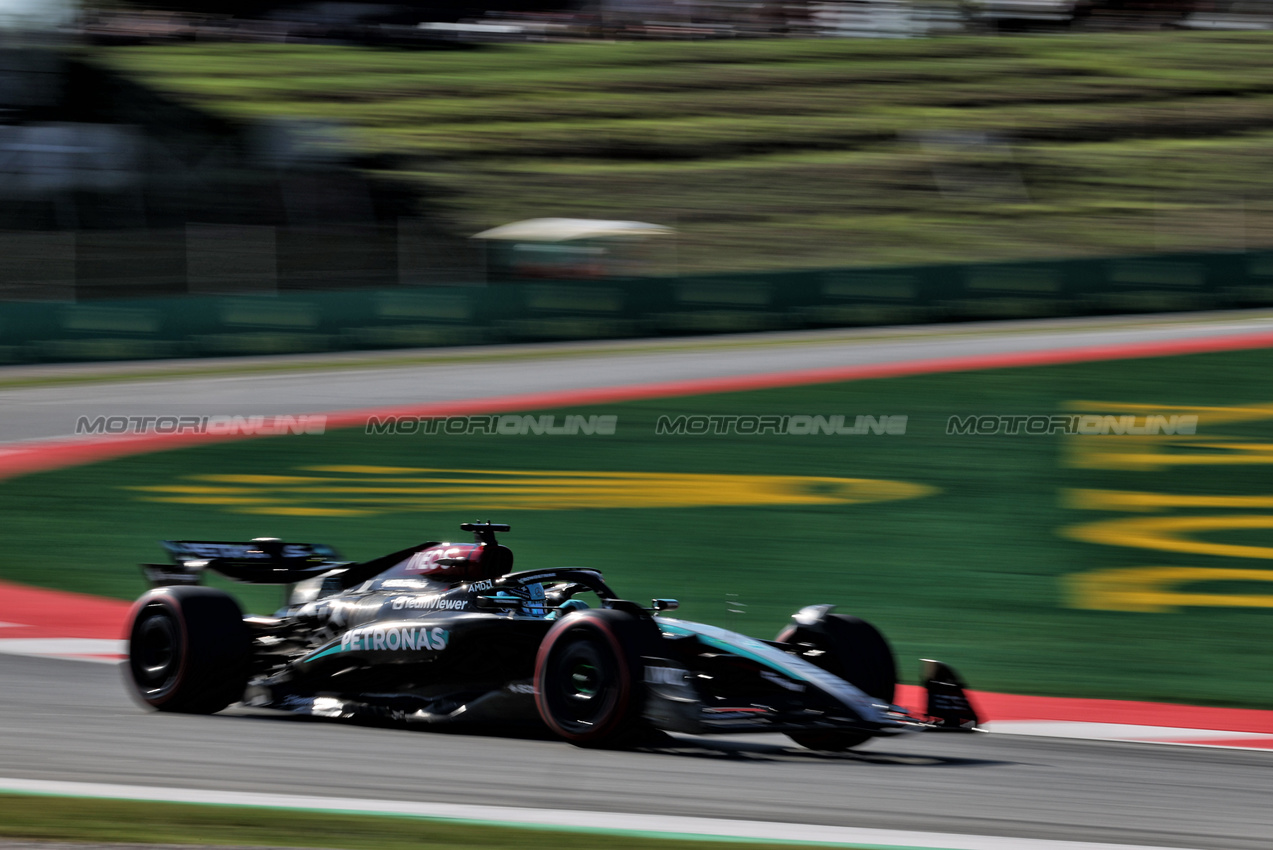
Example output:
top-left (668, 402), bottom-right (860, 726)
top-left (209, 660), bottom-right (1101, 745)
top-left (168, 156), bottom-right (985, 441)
top-left (97, 33), bottom-right (1273, 273)
top-left (5, 349), bottom-right (1273, 707)
top-left (0, 794), bottom-right (825, 850)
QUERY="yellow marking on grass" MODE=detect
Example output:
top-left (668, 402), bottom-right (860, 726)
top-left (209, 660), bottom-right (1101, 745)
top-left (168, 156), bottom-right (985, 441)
top-left (1064, 565), bottom-right (1273, 613)
top-left (305, 465), bottom-right (437, 475)
top-left (1194, 442), bottom-right (1273, 452)
top-left (126, 485), bottom-right (261, 495)
top-left (1062, 489), bottom-right (1273, 512)
top-left (131, 467), bottom-right (936, 516)
top-left (140, 495), bottom-right (275, 505)
top-left (1058, 400), bottom-right (1273, 612)
top-left (1062, 514), bottom-right (1273, 560)
top-left (232, 506), bottom-right (373, 517)
top-left (306, 466), bottom-right (681, 477)
top-left (192, 474), bottom-right (347, 484)
top-left (1062, 401), bottom-right (1273, 471)
top-left (1063, 435), bottom-right (1273, 471)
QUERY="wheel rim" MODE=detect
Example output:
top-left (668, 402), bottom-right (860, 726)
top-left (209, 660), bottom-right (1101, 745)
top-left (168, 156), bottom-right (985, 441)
top-left (130, 604), bottom-right (182, 699)
top-left (544, 634), bottom-right (619, 734)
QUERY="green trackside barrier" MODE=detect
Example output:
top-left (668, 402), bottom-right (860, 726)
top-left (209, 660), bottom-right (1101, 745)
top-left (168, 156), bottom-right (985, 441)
top-left (1, 249), bottom-right (1270, 364)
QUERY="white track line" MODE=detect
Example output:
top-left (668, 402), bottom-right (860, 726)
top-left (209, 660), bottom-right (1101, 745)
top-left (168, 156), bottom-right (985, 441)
top-left (984, 721), bottom-right (1263, 740)
top-left (0, 638), bottom-right (124, 664)
top-left (0, 777), bottom-right (1205, 850)
top-left (983, 721), bottom-right (1273, 748)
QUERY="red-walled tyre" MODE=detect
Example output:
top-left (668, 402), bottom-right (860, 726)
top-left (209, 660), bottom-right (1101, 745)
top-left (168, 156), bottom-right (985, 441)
top-left (534, 609), bottom-right (658, 748)
top-left (125, 586), bottom-right (251, 714)
top-left (776, 613), bottom-right (896, 751)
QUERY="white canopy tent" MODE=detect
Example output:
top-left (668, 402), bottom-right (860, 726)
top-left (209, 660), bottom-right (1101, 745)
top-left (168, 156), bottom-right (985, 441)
top-left (473, 218), bottom-right (674, 280)
top-left (473, 218), bottom-right (674, 243)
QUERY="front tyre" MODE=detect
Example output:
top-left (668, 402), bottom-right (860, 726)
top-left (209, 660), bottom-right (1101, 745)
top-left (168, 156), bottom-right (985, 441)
top-left (534, 609), bottom-right (656, 748)
top-left (776, 613), bottom-right (897, 752)
top-left (126, 587), bottom-right (251, 714)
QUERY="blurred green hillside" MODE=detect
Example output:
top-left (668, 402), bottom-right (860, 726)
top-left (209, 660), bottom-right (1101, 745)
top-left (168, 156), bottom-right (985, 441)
top-left (102, 33), bottom-right (1273, 274)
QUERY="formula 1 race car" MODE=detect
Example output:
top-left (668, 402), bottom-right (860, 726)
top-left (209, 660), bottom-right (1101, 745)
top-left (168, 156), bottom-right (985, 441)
top-left (125, 522), bottom-right (979, 749)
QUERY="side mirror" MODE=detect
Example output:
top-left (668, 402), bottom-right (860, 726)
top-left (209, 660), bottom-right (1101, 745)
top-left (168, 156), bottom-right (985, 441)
top-left (651, 598), bottom-right (679, 613)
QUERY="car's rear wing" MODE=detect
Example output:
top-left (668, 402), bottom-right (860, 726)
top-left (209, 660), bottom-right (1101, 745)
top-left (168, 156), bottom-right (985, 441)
top-left (141, 539), bottom-right (350, 587)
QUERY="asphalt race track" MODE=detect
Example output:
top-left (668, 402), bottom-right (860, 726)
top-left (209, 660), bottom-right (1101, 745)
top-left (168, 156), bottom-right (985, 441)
top-left (5, 309), bottom-right (1273, 442)
top-left (4, 313), bottom-right (1273, 848)
top-left (2, 653), bottom-right (1272, 849)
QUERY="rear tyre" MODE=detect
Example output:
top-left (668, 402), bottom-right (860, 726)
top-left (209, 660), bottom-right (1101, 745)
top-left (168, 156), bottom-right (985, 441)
top-left (776, 614), bottom-right (897, 751)
top-left (126, 587), bottom-right (251, 714)
top-left (534, 609), bottom-right (657, 748)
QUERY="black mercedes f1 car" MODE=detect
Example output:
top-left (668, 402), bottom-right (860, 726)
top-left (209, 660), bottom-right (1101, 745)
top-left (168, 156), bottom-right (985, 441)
top-left (126, 522), bottom-right (979, 748)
